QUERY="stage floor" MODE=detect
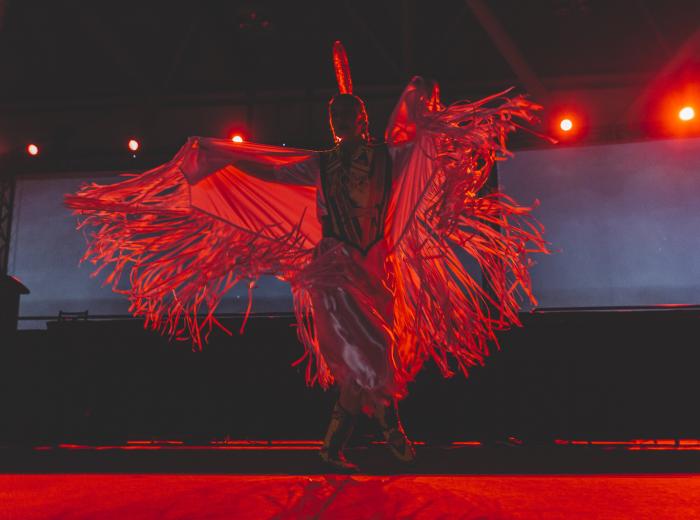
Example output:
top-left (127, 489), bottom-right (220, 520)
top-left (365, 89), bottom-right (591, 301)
top-left (2, 442), bottom-right (699, 519)
top-left (3, 474), bottom-right (700, 519)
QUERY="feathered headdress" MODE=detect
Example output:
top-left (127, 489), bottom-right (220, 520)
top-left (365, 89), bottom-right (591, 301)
top-left (333, 41), bottom-right (353, 94)
top-left (329, 41), bottom-right (369, 142)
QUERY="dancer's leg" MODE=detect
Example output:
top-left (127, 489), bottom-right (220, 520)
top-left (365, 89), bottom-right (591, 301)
top-left (375, 400), bottom-right (416, 462)
top-left (338, 384), bottom-right (362, 415)
top-left (319, 390), bottom-right (360, 472)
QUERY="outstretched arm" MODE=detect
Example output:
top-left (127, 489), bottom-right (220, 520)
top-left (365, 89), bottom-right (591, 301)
top-left (65, 135), bottom-right (323, 349)
top-left (233, 155), bottom-right (320, 186)
top-left (232, 160), bottom-right (278, 183)
top-left (383, 75), bottom-right (549, 386)
top-left (384, 76), bottom-right (440, 184)
top-left (179, 136), bottom-right (319, 186)
top-left (385, 76), bottom-right (440, 147)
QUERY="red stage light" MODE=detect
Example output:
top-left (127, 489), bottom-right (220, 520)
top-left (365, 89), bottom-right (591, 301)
top-left (231, 135), bottom-right (244, 143)
top-left (128, 139), bottom-right (140, 152)
top-left (550, 109), bottom-right (587, 142)
top-left (678, 106), bottom-right (695, 121)
top-left (27, 144), bottom-right (39, 156)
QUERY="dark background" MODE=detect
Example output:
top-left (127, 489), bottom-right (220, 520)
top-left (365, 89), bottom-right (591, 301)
top-left (2, 310), bottom-right (699, 444)
top-left (2, 0), bottom-right (700, 444)
top-left (2, 0), bottom-right (699, 164)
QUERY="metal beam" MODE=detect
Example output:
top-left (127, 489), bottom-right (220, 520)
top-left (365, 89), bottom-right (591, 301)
top-left (0, 174), bottom-right (14, 275)
top-left (623, 25), bottom-right (700, 121)
top-left (465, 0), bottom-right (549, 102)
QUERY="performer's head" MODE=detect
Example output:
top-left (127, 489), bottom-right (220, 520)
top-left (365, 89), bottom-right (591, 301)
top-left (329, 94), bottom-right (369, 144)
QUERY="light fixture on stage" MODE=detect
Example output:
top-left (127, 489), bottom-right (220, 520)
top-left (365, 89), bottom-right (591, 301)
top-left (128, 139), bottom-right (140, 152)
top-left (550, 109), bottom-right (587, 142)
top-left (678, 106), bottom-right (695, 121)
top-left (559, 118), bottom-right (573, 132)
top-left (231, 135), bottom-right (244, 143)
top-left (27, 144), bottom-right (39, 156)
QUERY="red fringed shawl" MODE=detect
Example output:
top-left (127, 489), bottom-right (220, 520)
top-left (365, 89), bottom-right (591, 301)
top-left (65, 76), bottom-right (548, 392)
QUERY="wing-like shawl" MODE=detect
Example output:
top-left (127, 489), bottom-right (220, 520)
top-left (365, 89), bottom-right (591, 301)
top-left (384, 77), bottom-right (548, 386)
top-left (65, 137), bottom-right (321, 347)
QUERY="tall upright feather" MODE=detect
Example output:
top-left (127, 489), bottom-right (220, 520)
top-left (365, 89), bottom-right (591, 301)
top-left (333, 40), bottom-right (353, 94)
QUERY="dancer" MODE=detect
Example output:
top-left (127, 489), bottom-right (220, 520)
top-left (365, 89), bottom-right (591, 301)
top-left (66, 42), bottom-right (547, 471)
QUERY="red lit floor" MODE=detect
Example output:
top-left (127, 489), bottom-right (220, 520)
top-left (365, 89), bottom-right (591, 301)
top-left (2, 474), bottom-right (700, 519)
top-left (2, 442), bottom-right (700, 518)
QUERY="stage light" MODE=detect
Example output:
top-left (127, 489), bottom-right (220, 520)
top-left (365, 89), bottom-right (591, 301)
top-left (559, 118), bottom-right (573, 132)
top-left (678, 106), bottom-right (695, 121)
top-left (550, 108), bottom-right (588, 142)
top-left (231, 135), bottom-right (244, 143)
top-left (27, 144), bottom-right (39, 156)
top-left (128, 139), bottom-right (139, 152)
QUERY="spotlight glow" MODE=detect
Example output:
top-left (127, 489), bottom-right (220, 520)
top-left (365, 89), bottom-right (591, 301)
top-left (231, 135), bottom-right (244, 143)
top-left (128, 139), bottom-right (139, 152)
top-left (559, 118), bottom-right (573, 132)
top-left (27, 144), bottom-right (39, 156)
top-left (679, 106), bottom-right (695, 121)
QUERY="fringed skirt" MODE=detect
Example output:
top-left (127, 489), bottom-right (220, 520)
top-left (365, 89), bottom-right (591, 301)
top-left (291, 237), bottom-right (398, 413)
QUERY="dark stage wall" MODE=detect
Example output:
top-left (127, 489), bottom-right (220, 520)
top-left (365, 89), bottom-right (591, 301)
top-left (2, 309), bottom-right (699, 443)
top-left (8, 136), bottom-right (700, 327)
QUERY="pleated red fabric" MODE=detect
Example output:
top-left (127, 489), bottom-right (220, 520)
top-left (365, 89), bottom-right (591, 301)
top-left (66, 76), bottom-right (548, 410)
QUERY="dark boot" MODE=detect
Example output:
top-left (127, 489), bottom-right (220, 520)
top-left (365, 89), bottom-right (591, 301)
top-left (377, 401), bottom-right (416, 462)
top-left (319, 401), bottom-right (359, 472)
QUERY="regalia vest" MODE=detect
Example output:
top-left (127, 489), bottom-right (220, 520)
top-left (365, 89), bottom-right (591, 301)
top-left (319, 142), bottom-right (393, 254)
